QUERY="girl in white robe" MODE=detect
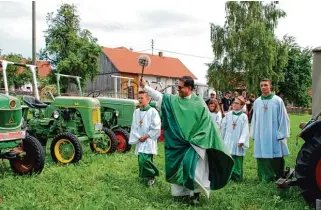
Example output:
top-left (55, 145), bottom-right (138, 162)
top-left (208, 100), bottom-right (222, 129)
top-left (129, 91), bottom-right (161, 186)
top-left (221, 96), bottom-right (250, 181)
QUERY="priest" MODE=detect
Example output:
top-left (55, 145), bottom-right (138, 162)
top-left (129, 90), bottom-right (161, 186)
top-left (250, 79), bottom-right (290, 182)
top-left (140, 76), bottom-right (234, 203)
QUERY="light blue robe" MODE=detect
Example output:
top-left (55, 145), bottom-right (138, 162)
top-left (250, 95), bottom-right (290, 158)
top-left (210, 111), bottom-right (222, 129)
top-left (221, 111), bottom-right (250, 156)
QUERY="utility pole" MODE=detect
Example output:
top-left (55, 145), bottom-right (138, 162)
top-left (151, 39), bottom-right (154, 55)
top-left (32, 1), bottom-right (37, 97)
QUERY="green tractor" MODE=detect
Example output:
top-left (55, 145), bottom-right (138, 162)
top-left (1, 62), bottom-right (117, 164)
top-left (275, 47), bottom-right (321, 207)
top-left (55, 74), bottom-right (139, 153)
top-left (0, 60), bottom-right (45, 175)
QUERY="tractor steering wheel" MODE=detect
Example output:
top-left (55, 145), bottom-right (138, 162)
top-left (87, 90), bottom-right (101, 98)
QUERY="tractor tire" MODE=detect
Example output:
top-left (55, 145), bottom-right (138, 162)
top-left (50, 132), bottom-right (83, 164)
top-left (296, 135), bottom-right (321, 206)
top-left (10, 135), bottom-right (45, 175)
top-left (113, 127), bottom-right (131, 153)
top-left (90, 128), bottom-right (117, 154)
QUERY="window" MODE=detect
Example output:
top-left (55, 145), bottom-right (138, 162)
top-left (156, 77), bottom-right (161, 82)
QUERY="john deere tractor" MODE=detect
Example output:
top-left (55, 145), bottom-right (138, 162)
top-left (0, 60), bottom-right (45, 175)
top-left (55, 74), bottom-right (139, 153)
top-left (275, 47), bottom-right (321, 207)
top-left (1, 61), bottom-right (117, 165)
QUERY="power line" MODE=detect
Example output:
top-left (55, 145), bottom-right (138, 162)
top-left (154, 48), bottom-right (213, 59)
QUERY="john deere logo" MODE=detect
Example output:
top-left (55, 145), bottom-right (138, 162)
top-left (5, 114), bottom-right (16, 126)
top-left (9, 100), bottom-right (16, 109)
top-left (74, 101), bottom-right (79, 106)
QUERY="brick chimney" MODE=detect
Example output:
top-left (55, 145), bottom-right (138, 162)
top-left (158, 51), bottom-right (163, 57)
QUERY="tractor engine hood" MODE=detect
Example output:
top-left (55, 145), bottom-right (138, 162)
top-left (54, 96), bottom-right (100, 108)
top-left (0, 93), bottom-right (22, 130)
top-left (0, 94), bottom-right (22, 109)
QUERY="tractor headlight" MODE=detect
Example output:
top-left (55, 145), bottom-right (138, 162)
top-left (53, 111), bottom-right (59, 119)
top-left (115, 110), bottom-right (119, 117)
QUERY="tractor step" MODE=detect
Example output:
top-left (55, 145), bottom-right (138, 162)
top-left (275, 167), bottom-right (297, 189)
top-left (0, 150), bottom-right (26, 159)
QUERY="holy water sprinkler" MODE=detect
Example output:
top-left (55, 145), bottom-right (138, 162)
top-left (138, 54), bottom-right (151, 81)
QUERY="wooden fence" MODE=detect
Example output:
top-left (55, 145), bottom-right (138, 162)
top-left (286, 107), bottom-right (312, 115)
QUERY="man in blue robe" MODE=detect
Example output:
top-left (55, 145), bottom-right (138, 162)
top-left (250, 79), bottom-right (290, 182)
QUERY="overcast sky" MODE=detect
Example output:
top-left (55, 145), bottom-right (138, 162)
top-left (0, 0), bottom-right (320, 83)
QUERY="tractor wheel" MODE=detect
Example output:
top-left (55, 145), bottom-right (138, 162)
top-left (10, 135), bottom-right (45, 175)
top-left (90, 128), bottom-right (117, 154)
top-left (50, 132), bottom-right (83, 164)
top-left (296, 135), bottom-right (321, 206)
top-left (113, 127), bottom-right (131, 153)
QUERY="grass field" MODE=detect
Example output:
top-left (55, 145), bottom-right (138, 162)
top-left (0, 114), bottom-right (312, 210)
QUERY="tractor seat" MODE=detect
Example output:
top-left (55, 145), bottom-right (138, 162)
top-left (23, 95), bottom-right (48, 109)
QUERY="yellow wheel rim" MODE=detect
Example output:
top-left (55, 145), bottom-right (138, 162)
top-left (54, 139), bottom-right (75, 163)
top-left (92, 134), bottom-right (112, 154)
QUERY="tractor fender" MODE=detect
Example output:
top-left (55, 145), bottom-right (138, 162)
top-left (299, 119), bottom-right (321, 142)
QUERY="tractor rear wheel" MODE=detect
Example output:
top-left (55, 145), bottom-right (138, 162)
top-left (90, 128), bottom-right (117, 154)
top-left (296, 135), bottom-right (321, 206)
top-left (10, 135), bottom-right (45, 175)
top-left (50, 132), bottom-right (83, 164)
top-left (113, 127), bottom-right (131, 153)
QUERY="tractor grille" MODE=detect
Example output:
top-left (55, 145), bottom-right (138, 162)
top-left (0, 109), bottom-right (22, 128)
top-left (92, 109), bottom-right (101, 124)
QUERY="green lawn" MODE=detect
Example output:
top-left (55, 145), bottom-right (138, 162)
top-left (0, 114), bottom-right (312, 210)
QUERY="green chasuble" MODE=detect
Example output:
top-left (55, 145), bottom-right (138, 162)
top-left (161, 93), bottom-right (234, 191)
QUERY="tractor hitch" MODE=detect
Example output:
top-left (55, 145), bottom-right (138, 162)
top-left (0, 150), bottom-right (26, 159)
top-left (275, 167), bottom-right (297, 189)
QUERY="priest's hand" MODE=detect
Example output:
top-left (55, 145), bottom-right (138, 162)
top-left (238, 143), bottom-right (244, 148)
top-left (140, 78), bottom-right (146, 88)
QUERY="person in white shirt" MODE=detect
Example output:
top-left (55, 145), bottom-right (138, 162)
top-left (129, 90), bottom-right (161, 186)
top-left (208, 100), bottom-right (222, 129)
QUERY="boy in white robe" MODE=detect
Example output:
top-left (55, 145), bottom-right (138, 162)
top-left (221, 96), bottom-right (250, 181)
top-left (129, 90), bottom-right (161, 186)
top-left (250, 79), bottom-right (290, 182)
top-left (208, 100), bottom-right (222, 129)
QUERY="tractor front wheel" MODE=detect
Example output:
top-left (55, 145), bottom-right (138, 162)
top-left (50, 133), bottom-right (83, 164)
top-left (90, 128), bottom-right (117, 154)
top-left (10, 135), bottom-right (45, 175)
top-left (113, 127), bottom-right (131, 153)
top-left (296, 135), bottom-right (321, 206)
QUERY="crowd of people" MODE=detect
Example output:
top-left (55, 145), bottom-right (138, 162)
top-left (128, 76), bottom-right (290, 205)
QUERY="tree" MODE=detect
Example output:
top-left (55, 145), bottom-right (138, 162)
top-left (39, 3), bottom-right (101, 91)
top-left (0, 53), bottom-right (33, 89)
top-left (277, 36), bottom-right (312, 107)
top-left (207, 1), bottom-right (288, 94)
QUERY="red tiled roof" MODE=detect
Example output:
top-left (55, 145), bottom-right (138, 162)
top-left (102, 47), bottom-right (197, 79)
top-left (0, 58), bottom-right (51, 77)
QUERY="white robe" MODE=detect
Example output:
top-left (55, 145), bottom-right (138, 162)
top-left (143, 86), bottom-right (211, 198)
top-left (129, 107), bottom-right (161, 155)
top-left (221, 111), bottom-right (249, 156)
top-left (250, 95), bottom-right (290, 158)
top-left (210, 111), bottom-right (222, 129)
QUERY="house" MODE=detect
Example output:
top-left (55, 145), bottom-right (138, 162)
top-left (84, 47), bottom-right (197, 98)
